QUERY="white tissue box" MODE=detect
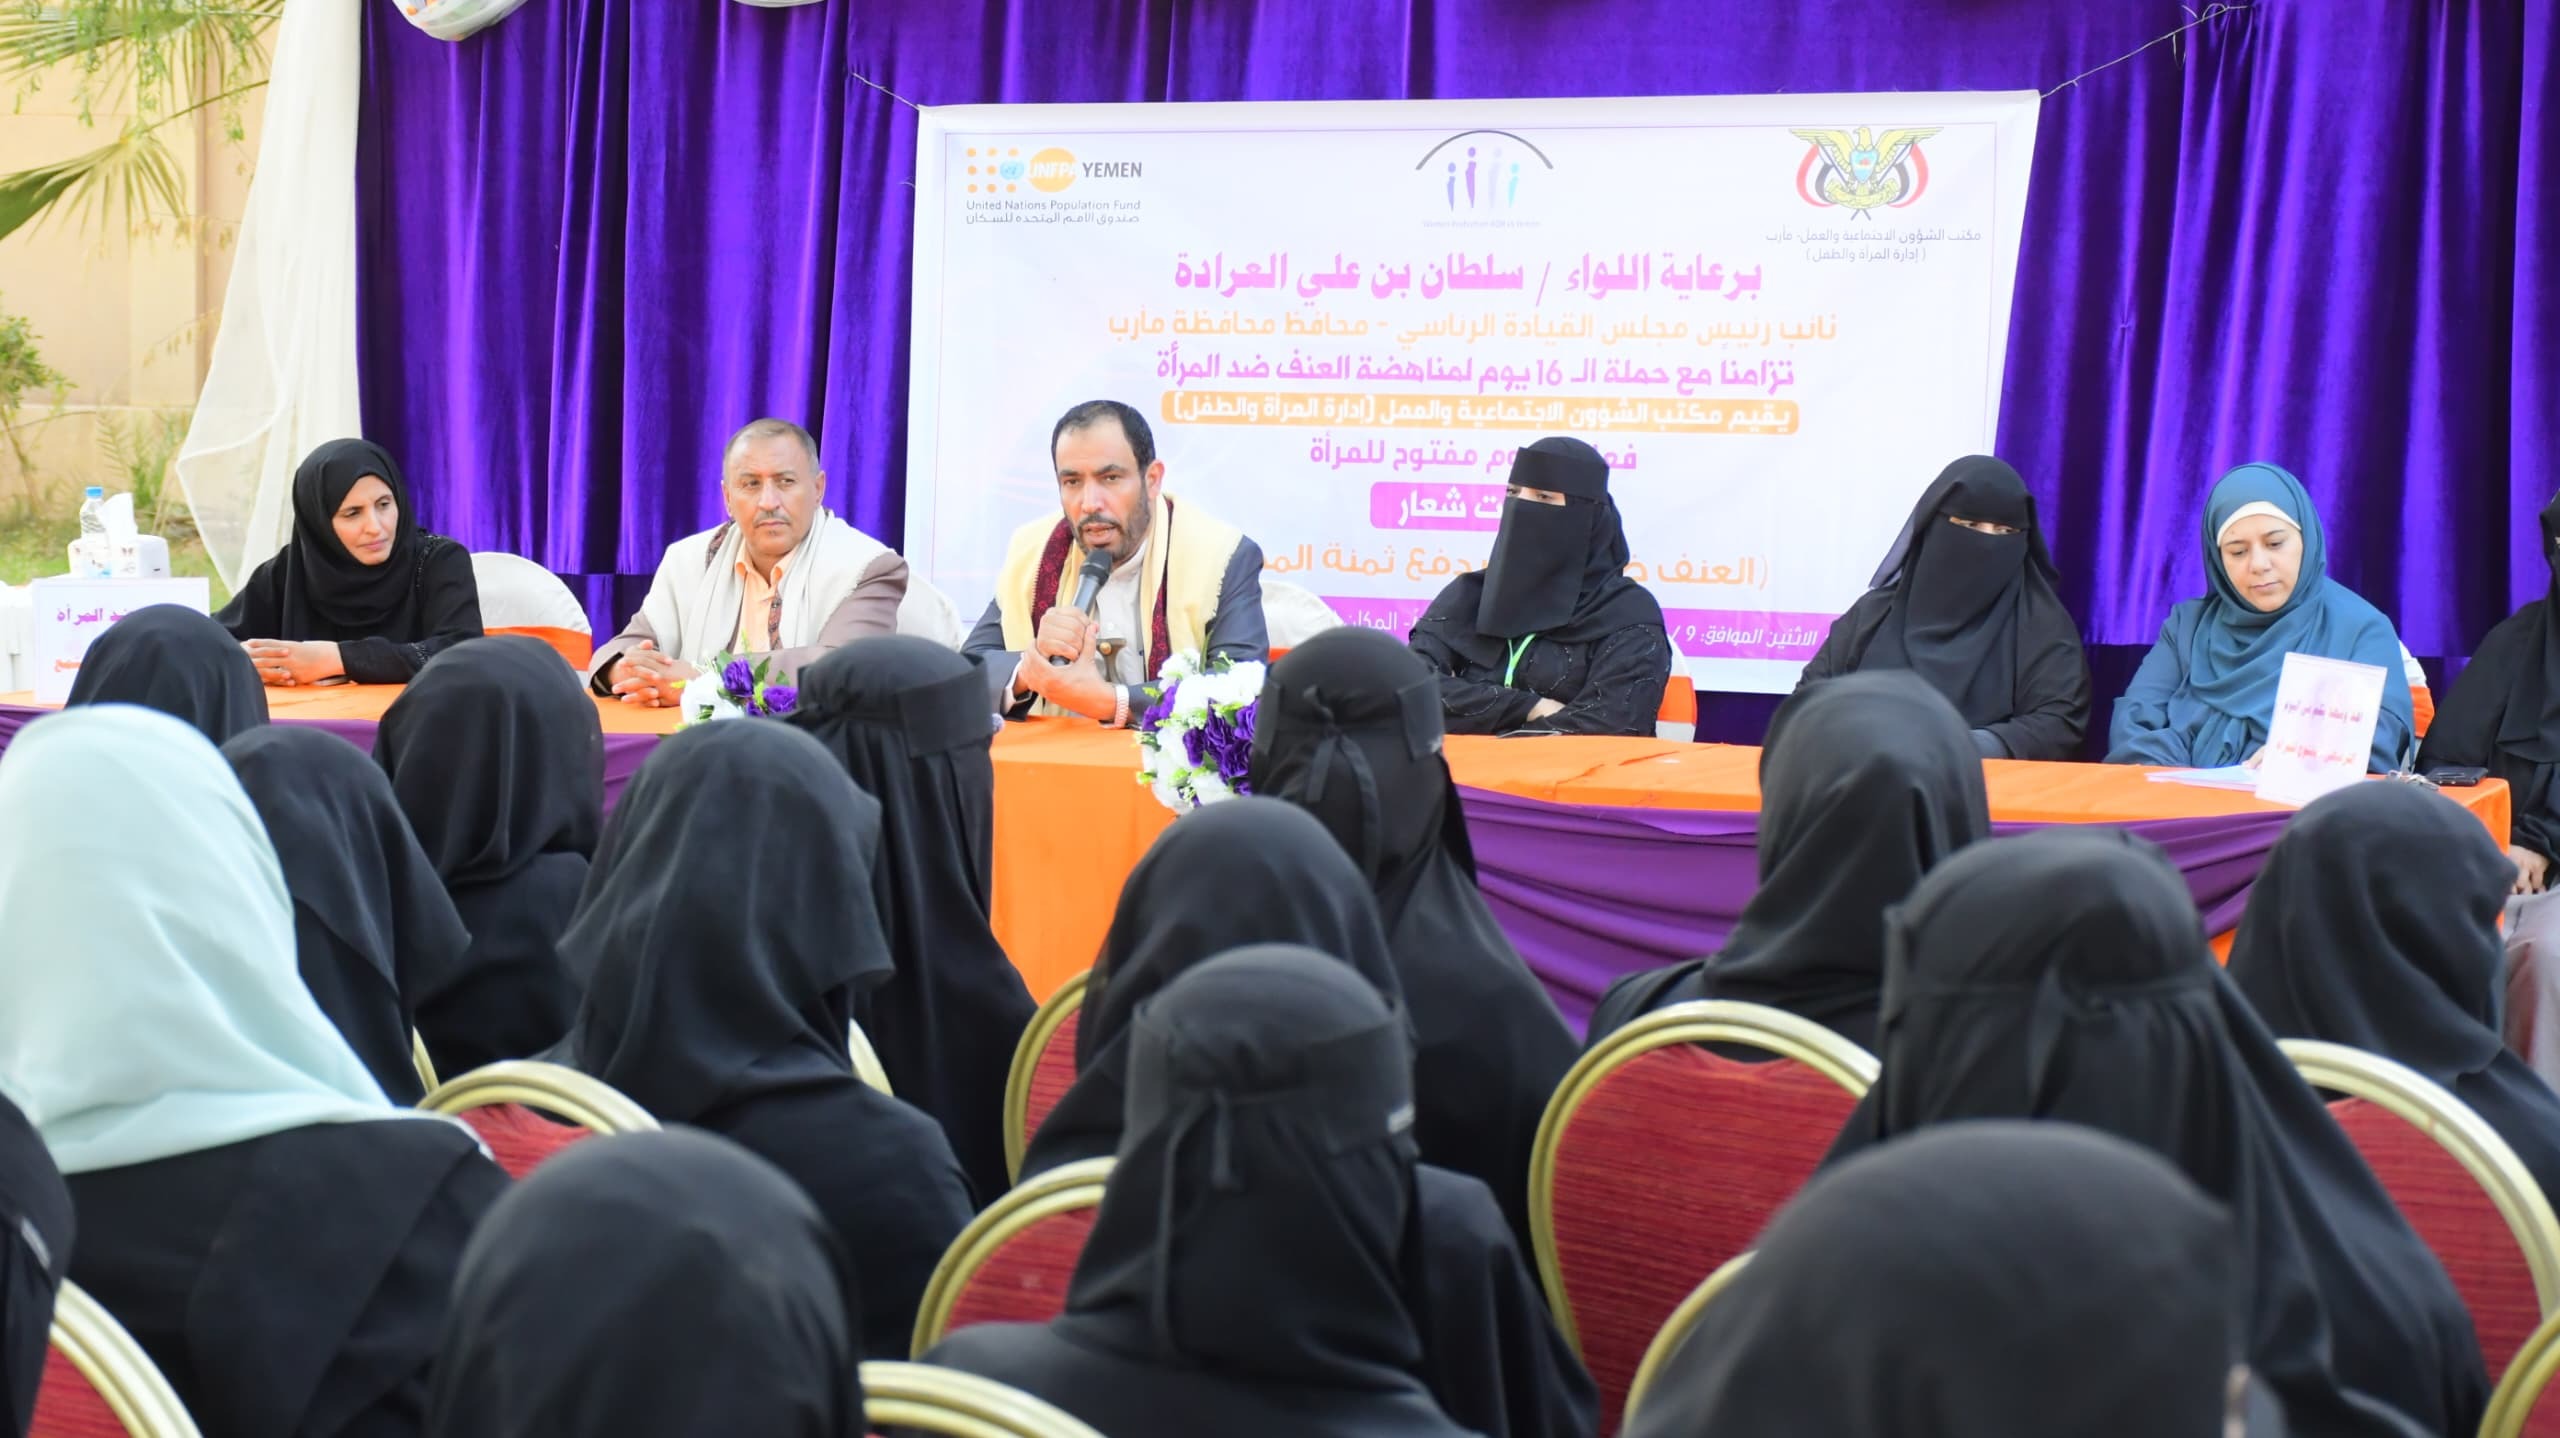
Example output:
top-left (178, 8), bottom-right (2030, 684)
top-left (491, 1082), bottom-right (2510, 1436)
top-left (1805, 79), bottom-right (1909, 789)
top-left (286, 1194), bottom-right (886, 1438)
top-left (66, 534), bottom-right (171, 579)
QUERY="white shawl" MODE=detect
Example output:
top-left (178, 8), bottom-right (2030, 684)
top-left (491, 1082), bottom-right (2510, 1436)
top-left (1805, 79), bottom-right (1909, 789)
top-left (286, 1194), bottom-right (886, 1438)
top-left (639, 508), bottom-right (890, 667)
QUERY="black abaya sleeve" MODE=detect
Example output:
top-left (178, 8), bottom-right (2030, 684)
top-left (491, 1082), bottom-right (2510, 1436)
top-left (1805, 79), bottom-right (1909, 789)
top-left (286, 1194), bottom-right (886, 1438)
top-left (1533, 626), bottom-right (1674, 737)
top-left (213, 555), bottom-right (288, 641)
top-left (338, 542), bottom-right (486, 684)
top-left (1406, 1168), bottom-right (1599, 1438)
top-left (1976, 620), bottom-right (2091, 762)
top-left (1794, 591), bottom-right (1885, 689)
top-left (1410, 618), bottom-right (1542, 735)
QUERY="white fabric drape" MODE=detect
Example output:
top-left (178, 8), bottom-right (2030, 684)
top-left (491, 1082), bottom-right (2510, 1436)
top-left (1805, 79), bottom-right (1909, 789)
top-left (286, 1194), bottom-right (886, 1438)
top-left (173, 0), bottom-right (362, 592)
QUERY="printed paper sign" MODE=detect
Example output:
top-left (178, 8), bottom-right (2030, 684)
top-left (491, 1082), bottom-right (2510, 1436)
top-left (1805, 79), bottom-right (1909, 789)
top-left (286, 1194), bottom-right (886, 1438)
top-left (30, 577), bottom-right (211, 703)
top-left (2255, 653), bottom-right (2387, 808)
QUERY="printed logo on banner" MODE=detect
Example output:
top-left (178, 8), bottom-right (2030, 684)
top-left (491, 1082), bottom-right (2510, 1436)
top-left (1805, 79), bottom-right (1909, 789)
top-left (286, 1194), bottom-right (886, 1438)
top-left (960, 146), bottom-right (1144, 196)
top-left (1790, 126), bottom-right (1941, 214)
top-left (1414, 130), bottom-right (1553, 215)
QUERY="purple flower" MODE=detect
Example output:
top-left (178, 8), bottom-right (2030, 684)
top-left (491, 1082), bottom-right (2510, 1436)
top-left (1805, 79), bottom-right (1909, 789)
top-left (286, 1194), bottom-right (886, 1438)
top-left (1181, 724), bottom-right (1209, 768)
top-left (1139, 683), bottom-right (1180, 734)
top-left (1201, 704), bottom-right (1258, 789)
top-left (761, 684), bottom-right (797, 717)
top-left (722, 657), bottom-right (756, 696)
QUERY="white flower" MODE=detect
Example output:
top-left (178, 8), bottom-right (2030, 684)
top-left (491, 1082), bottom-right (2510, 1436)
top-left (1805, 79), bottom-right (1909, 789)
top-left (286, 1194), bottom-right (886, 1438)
top-left (1169, 678), bottom-right (1211, 721)
top-left (1151, 772), bottom-right (1192, 814)
top-left (1158, 650), bottom-right (1202, 684)
top-left (1188, 770), bottom-right (1236, 806)
top-left (681, 681), bottom-right (743, 725)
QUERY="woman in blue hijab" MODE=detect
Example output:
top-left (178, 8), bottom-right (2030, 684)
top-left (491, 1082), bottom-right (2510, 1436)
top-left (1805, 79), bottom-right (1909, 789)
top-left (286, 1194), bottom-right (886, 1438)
top-left (2108, 464), bottom-right (2412, 771)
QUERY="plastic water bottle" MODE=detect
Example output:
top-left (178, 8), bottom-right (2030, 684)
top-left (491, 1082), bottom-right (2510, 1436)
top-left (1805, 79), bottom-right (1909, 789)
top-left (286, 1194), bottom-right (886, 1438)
top-left (75, 486), bottom-right (111, 576)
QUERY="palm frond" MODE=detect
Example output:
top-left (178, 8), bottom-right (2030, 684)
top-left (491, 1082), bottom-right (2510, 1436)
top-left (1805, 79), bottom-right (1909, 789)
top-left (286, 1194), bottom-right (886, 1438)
top-left (0, 124), bottom-right (188, 243)
top-left (0, 1), bottom-right (280, 126)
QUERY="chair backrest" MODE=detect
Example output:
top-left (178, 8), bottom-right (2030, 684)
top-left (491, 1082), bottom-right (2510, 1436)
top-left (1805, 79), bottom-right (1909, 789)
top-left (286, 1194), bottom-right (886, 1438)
top-left (1622, 1251), bottom-right (1753, 1425)
top-left (911, 1158), bottom-right (1112, 1357)
top-left (469, 552), bottom-right (593, 667)
top-left (1532, 1000), bottom-right (1876, 1435)
top-left (859, 1361), bottom-right (1108, 1438)
top-left (1656, 674), bottom-right (1698, 743)
top-left (2281, 1039), bottom-right (2560, 1379)
top-left (848, 1018), bottom-right (896, 1096)
top-left (419, 1059), bottom-right (661, 1179)
top-left (1258, 577), bottom-right (1343, 649)
top-left (409, 1030), bottom-right (438, 1092)
top-left (1002, 971), bottom-right (1090, 1183)
top-left (898, 571), bottom-right (969, 649)
top-left (29, 1282), bottom-right (202, 1438)
top-left (2486, 1309), bottom-right (2560, 1438)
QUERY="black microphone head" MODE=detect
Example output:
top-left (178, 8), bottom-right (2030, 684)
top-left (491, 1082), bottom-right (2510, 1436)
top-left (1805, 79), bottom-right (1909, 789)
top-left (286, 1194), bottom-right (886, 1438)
top-left (1077, 551), bottom-right (1116, 584)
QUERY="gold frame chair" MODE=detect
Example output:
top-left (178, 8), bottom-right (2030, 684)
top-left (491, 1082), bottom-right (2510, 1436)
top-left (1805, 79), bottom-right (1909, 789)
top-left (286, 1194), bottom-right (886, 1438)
top-left (1528, 1000), bottom-right (1877, 1355)
top-left (1001, 970), bottom-right (1091, 1183)
top-left (859, 1361), bottom-right (1107, 1438)
top-left (1622, 1252), bottom-right (1753, 1423)
top-left (45, 1280), bottom-right (203, 1437)
top-left (848, 1018), bottom-right (895, 1096)
top-left (911, 1157), bottom-right (1114, 1357)
top-left (418, 1059), bottom-right (661, 1135)
top-left (409, 1031), bottom-right (438, 1093)
top-left (2483, 1308), bottom-right (2560, 1438)
top-left (2279, 1039), bottom-right (2560, 1322)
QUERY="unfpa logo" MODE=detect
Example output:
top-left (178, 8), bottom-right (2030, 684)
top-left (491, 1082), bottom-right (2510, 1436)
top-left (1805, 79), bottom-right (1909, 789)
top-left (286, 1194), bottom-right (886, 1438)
top-left (964, 146), bottom-right (1079, 195)
top-left (1416, 129), bottom-right (1554, 215)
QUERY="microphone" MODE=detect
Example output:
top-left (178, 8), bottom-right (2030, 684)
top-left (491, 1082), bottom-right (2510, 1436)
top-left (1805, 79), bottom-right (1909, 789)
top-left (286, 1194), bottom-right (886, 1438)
top-left (1048, 551), bottom-right (1117, 667)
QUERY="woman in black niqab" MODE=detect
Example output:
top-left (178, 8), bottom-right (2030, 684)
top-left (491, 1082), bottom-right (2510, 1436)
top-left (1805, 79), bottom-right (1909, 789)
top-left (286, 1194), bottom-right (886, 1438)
top-left (375, 636), bottom-right (601, 1076)
top-left (217, 437), bottom-right (482, 684)
top-left (224, 725), bottom-right (466, 1105)
top-left (427, 1129), bottom-right (866, 1438)
top-left (64, 603), bottom-right (265, 742)
top-left (1588, 670), bottom-right (1989, 1050)
top-left (1409, 437), bottom-right (1672, 736)
top-left (1251, 625), bottom-right (1577, 1251)
top-left (1797, 455), bottom-right (2089, 759)
top-left (553, 721), bottom-right (972, 1359)
top-left (926, 946), bottom-right (1477, 1438)
top-left (1830, 827), bottom-right (2486, 1438)
top-left (0, 1092), bottom-right (69, 1438)
top-left (785, 636), bottom-right (1032, 1201)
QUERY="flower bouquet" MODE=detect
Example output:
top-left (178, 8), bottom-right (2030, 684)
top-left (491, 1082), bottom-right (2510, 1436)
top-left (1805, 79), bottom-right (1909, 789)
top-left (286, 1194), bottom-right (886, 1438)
top-left (1134, 652), bottom-right (1266, 814)
top-left (677, 652), bottom-right (799, 726)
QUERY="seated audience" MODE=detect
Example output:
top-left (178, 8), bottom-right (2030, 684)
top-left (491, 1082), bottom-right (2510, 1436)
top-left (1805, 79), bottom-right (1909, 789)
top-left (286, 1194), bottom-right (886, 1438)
top-left (377, 637), bottom-right (603, 1076)
top-left (1588, 671), bottom-right (1990, 1051)
top-left (1, 1094), bottom-right (69, 1438)
top-left (926, 946), bottom-right (1492, 1438)
top-left (1251, 627), bottom-right (1578, 1249)
top-left (589, 417), bottom-right (906, 704)
top-left (218, 438), bottom-right (484, 686)
top-left (2109, 462), bottom-right (2413, 770)
top-left (1830, 826), bottom-right (2486, 1437)
top-left (225, 726), bottom-right (467, 1105)
top-left (64, 603), bottom-right (266, 742)
top-left (554, 722), bottom-right (973, 1358)
top-left (1410, 437), bottom-right (1672, 736)
top-left (964, 398), bottom-right (1267, 725)
top-left (787, 637), bottom-right (1033, 1200)
top-left (1796, 455), bottom-right (2090, 760)
top-left (2417, 491), bottom-right (2560, 1080)
top-left (0, 706), bottom-right (507, 1438)
top-left (428, 1130), bottom-right (867, 1438)
top-left (1022, 800), bottom-right (1593, 1438)
top-left (1627, 1123), bottom-right (2271, 1438)
top-left (2229, 781), bottom-right (2560, 1199)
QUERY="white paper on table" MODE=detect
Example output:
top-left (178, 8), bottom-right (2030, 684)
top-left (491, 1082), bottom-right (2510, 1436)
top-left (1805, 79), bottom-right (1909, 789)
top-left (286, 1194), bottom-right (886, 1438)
top-left (2254, 653), bottom-right (2388, 808)
top-left (28, 577), bottom-right (211, 703)
top-left (2146, 765), bottom-right (2263, 791)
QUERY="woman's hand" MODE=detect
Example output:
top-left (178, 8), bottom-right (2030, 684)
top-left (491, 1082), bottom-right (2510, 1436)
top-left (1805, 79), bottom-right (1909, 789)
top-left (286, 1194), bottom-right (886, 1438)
top-left (1526, 698), bottom-right (1564, 722)
top-left (2513, 845), bottom-right (2550, 897)
top-left (243, 639), bottom-right (345, 687)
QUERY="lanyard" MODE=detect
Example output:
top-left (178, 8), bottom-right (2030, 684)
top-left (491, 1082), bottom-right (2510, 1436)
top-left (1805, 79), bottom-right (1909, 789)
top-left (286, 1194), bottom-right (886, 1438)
top-left (1504, 634), bottom-right (1537, 687)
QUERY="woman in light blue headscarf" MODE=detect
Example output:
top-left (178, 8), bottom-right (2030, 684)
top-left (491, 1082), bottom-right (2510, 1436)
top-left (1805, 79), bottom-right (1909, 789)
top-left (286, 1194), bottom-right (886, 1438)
top-left (2109, 464), bottom-right (2413, 771)
top-left (0, 705), bottom-right (506, 1438)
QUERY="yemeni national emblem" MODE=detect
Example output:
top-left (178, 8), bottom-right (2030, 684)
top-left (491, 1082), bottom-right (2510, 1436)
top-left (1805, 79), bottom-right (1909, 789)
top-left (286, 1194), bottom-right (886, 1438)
top-left (1790, 126), bottom-right (1942, 217)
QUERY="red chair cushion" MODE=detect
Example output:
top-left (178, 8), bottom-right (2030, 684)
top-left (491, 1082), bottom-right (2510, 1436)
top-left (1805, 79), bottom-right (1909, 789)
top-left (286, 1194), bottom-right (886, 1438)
top-left (1550, 1047), bottom-right (1860, 1435)
top-left (458, 1103), bottom-right (593, 1180)
top-left (2528, 1379), bottom-right (2560, 1438)
top-left (943, 1207), bottom-right (1101, 1337)
top-left (1021, 1022), bottom-right (1080, 1153)
top-left (28, 1345), bottom-right (132, 1437)
top-left (2329, 1097), bottom-right (2542, 1378)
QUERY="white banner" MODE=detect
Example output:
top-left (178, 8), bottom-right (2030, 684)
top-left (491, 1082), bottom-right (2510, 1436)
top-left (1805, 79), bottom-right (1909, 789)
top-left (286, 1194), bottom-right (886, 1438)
top-left (907, 92), bottom-right (2039, 692)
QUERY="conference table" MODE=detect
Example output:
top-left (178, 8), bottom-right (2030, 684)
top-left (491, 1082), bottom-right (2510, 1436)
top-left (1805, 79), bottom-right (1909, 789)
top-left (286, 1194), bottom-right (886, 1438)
top-left (0, 687), bottom-right (2509, 1031)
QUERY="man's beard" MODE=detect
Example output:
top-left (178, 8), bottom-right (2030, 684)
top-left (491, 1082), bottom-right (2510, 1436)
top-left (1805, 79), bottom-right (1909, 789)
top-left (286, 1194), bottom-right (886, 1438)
top-left (1078, 507), bottom-right (1149, 565)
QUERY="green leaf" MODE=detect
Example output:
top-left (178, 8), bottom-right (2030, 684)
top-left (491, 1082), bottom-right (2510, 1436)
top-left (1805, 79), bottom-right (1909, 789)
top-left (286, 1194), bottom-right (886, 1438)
top-left (0, 124), bottom-right (188, 242)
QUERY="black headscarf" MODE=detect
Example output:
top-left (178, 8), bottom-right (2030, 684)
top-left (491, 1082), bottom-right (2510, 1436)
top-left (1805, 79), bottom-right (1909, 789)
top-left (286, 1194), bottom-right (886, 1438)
top-left (223, 726), bottom-right (465, 1106)
top-left (560, 721), bottom-right (894, 1124)
top-left (2421, 491), bottom-right (2560, 856)
top-left (784, 637), bottom-right (1030, 1199)
top-left (1588, 670), bottom-right (1990, 1050)
top-left (929, 946), bottom-right (1472, 1438)
top-left (1832, 827), bottom-right (2487, 1438)
top-left (1022, 798), bottom-right (1400, 1181)
top-left (64, 604), bottom-right (266, 743)
top-left (1856, 455), bottom-right (2081, 728)
top-left (376, 636), bottom-right (602, 1075)
top-left (1251, 626), bottom-right (1576, 1247)
top-left (1425, 437), bottom-right (1663, 664)
top-left (2230, 781), bottom-right (2560, 1198)
top-left (274, 438), bottom-right (427, 631)
top-left (1631, 1122), bottom-right (2254, 1438)
top-left (427, 1129), bottom-right (866, 1438)
top-left (0, 1092), bottom-right (68, 1438)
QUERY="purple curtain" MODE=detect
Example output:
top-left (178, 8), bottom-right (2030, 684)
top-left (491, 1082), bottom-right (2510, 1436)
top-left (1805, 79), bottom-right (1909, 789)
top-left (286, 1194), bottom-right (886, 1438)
top-left (357, 0), bottom-right (2557, 671)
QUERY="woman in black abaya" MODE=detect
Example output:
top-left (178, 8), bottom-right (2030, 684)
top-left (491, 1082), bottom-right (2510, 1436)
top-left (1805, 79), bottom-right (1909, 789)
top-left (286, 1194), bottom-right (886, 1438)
top-left (1831, 827), bottom-right (2486, 1438)
top-left (1588, 670), bottom-right (1990, 1050)
top-left (786, 637), bottom-right (1032, 1201)
top-left (1251, 626), bottom-right (1577, 1251)
top-left (0, 1094), bottom-right (69, 1438)
top-left (555, 721), bottom-right (973, 1359)
top-left (376, 636), bottom-right (602, 1076)
top-left (1797, 455), bottom-right (2089, 760)
top-left (1409, 437), bottom-right (1672, 736)
top-left (64, 603), bottom-right (265, 742)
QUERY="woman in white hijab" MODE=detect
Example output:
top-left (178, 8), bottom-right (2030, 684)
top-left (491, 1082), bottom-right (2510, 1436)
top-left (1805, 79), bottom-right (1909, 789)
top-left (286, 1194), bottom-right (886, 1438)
top-left (0, 706), bottom-right (508, 1438)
